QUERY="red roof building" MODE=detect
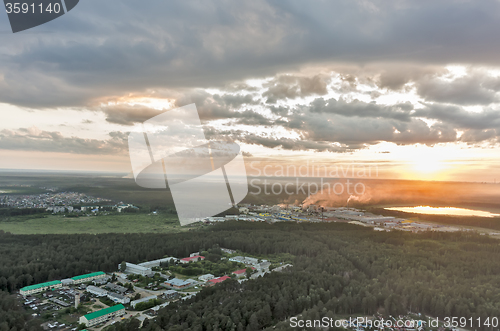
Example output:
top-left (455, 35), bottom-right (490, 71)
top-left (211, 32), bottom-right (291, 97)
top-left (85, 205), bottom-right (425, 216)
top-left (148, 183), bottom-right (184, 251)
top-left (180, 255), bottom-right (205, 264)
top-left (232, 267), bottom-right (255, 275)
top-left (207, 276), bottom-right (230, 285)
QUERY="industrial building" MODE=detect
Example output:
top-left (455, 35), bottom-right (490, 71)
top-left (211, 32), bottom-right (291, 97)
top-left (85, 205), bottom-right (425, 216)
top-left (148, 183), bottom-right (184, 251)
top-left (86, 285), bottom-right (107, 297)
top-left (71, 271), bottom-right (107, 284)
top-left (20, 280), bottom-right (62, 296)
top-left (164, 278), bottom-right (195, 289)
top-left (119, 262), bottom-right (154, 276)
top-left (107, 292), bottom-right (130, 304)
top-left (130, 295), bottom-right (157, 309)
top-left (79, 304), bottom-right (125, 327)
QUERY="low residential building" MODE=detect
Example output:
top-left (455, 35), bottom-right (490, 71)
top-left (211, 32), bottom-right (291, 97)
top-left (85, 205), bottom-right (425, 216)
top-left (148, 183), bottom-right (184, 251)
top-left (164, 278), bottom-right (195, 289)
top-left (107, 292), bottom-right (130, 304)
top-left (86, 285), bottom-right (107, 297)
top-left (79, 304), bottom-right (125, 327)
top-left (163, 290), bottom-right (180, 300)
top-left (105, 283), bottom-right (128, 294)
top-left (198, 274), bottom-right (215, 282)
top-left (207, 276), bottom-right (230, 285)
top-left (71, 271), bottom-right (106, 284)
top-left (130, 295), bottom-right (157, 309)
top-left (119, 262), bottom-right (154, 276)
top-left (179, 255), bottom-right (205, 264)
top-left (20, 280), bottom-right (62, 296)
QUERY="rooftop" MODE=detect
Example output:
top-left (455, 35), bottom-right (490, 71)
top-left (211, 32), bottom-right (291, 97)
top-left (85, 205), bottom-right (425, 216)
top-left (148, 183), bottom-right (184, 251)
top-left (166, 278), bottom-right (192, 286)
top-left (83, 304), bottom-right (125, 321)
top-left (180, 255), bottom-right (204, 262)
top-left (71, 271), bottom-right (105, 281)
top-left (208, 276), bottom-right (230, 284)
top-left (232, 267), bottom-right (255, 275)
top-left (20, 280), bottom-right (61, 292)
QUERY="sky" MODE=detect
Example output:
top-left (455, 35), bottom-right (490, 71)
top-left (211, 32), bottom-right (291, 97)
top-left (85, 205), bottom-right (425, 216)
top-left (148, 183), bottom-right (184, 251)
top-left (1, 0), bottom-right (500, 182)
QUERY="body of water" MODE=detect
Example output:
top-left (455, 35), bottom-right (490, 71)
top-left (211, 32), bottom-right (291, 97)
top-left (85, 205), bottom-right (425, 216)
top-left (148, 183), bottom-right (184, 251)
top-left (385, 206), bottom-right (500, 217)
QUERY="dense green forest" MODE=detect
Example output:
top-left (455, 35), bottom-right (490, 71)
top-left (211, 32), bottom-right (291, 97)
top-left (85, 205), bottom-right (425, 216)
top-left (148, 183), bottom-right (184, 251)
top-left (1, 222), bottom-right (500, 330)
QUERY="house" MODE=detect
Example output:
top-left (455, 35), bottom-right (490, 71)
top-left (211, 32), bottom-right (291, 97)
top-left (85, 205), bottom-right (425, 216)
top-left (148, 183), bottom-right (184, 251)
top-left (164, 278), bottom-right (195, 289)
top-left (180, 255), bottom-right (205, 264)
top-left (198, 274), bottom-right (215, 282)
top-left (79, 304), bottom-right (125, 327)
top-left (207, 276), bottom-right (230, 285)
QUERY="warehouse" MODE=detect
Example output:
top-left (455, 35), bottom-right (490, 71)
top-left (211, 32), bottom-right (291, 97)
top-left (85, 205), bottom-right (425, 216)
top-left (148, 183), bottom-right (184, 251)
top-left (20, 280), bottom-right (62, 296)
top-left (71, 271), bottom-right (107, 284)
top-left (119, 262), bottom-right (154, 276)
top-left (79, 304), bottom-right (125, 327)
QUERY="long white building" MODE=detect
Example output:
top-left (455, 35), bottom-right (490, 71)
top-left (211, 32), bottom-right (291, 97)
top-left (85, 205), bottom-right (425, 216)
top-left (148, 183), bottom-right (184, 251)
top-left (119, 262), bottom-right (154, 276)
top-left (138, 257), bottom-right (178, 268)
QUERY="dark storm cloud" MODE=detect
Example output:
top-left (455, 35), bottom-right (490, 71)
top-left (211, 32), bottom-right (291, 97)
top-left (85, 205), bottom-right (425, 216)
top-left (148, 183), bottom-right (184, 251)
top-left (0, 128), bottom-right (127, 154)
top-left (3, 0), bottom-right (500, 108)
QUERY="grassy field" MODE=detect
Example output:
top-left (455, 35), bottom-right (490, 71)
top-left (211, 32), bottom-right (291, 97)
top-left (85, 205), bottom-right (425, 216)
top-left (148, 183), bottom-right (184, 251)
top-left (0, 213), bottom-right (200, 234)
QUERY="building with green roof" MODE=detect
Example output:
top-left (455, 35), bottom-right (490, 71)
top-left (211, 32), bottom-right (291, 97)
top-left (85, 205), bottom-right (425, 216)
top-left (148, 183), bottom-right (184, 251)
top-left (79, 304), bottom-right (125, 327)
top-left (71, 271), bottom-right (106, 284)
top-left (20, 280), bottom-right (62, 296)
